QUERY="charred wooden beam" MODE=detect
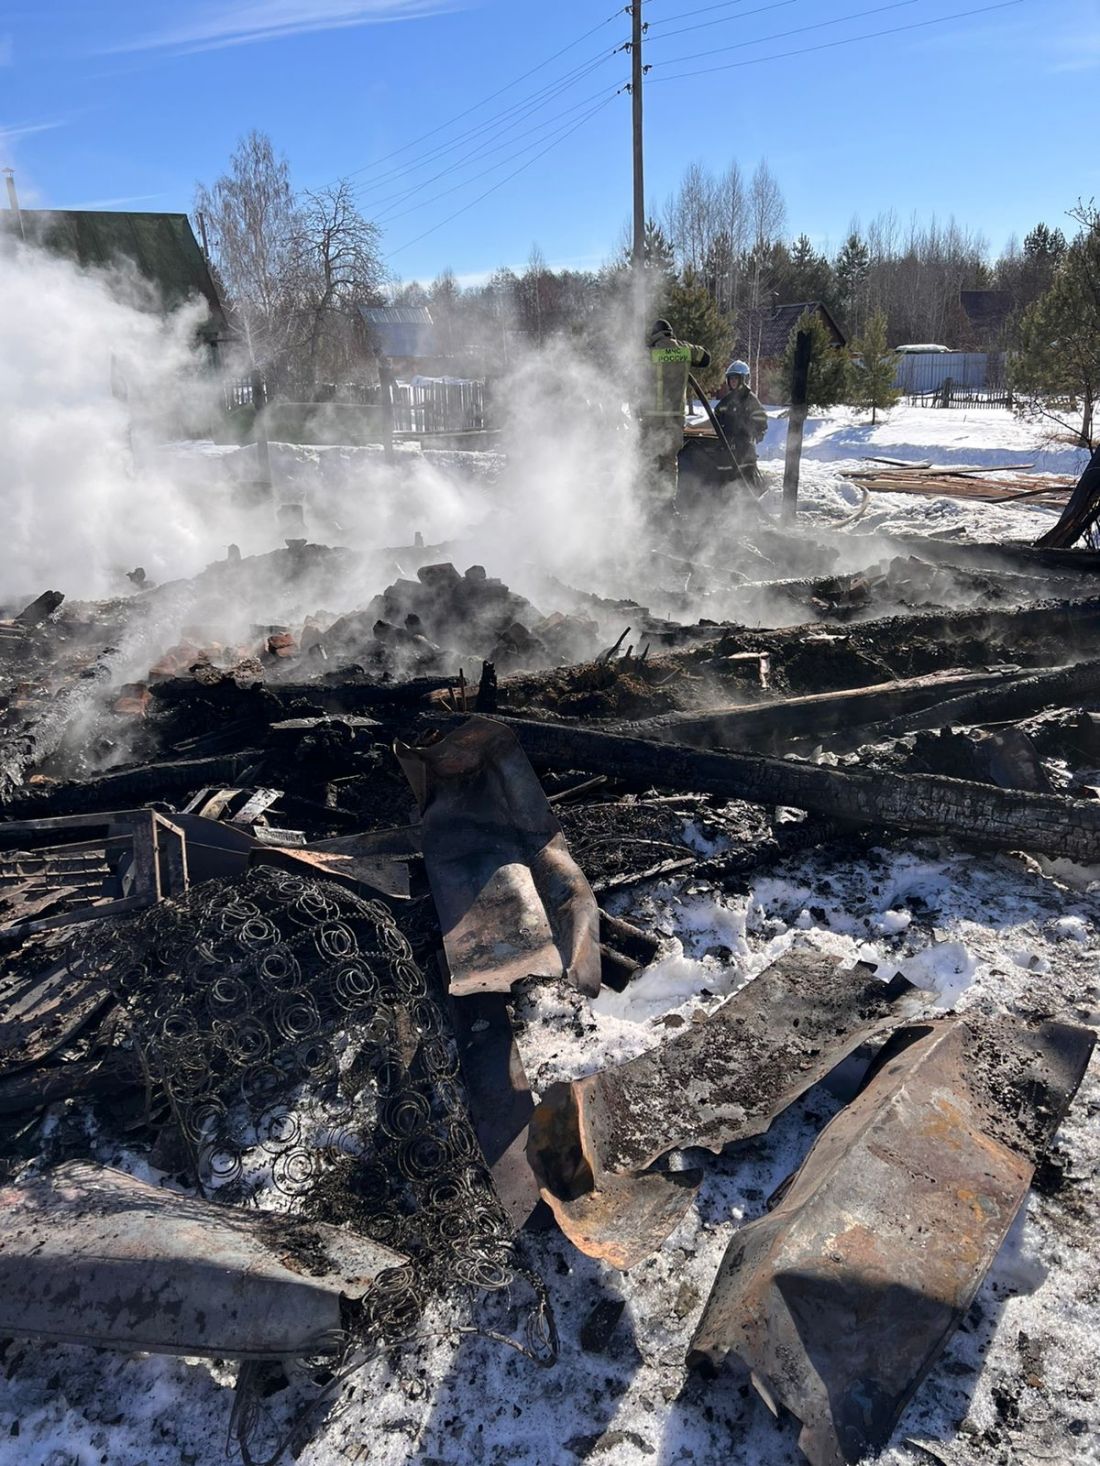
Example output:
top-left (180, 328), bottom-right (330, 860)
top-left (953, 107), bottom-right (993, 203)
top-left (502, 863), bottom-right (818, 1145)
top-left (856, 656), bottom-right (1100, 744)
top-left (632, 667), bottom-right (1024, 751)
top-left (1, 752), bottom-right (264, 818)
top-left (472, 716), bottom-right (1100, 863)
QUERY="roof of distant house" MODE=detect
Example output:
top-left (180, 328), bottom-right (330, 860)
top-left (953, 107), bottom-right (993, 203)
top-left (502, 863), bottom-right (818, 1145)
top-left (0, 209), bottom-right (225, 332)
top-left (959, 288), bottom-right (1014, 336)
top-left (734, 300), bottom-right (847, 361)
top-left (360, 304), bottom-right (437, 359)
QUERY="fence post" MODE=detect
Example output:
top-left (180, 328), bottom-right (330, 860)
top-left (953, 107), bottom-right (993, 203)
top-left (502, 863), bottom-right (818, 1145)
top-left (378, 358), bottom-right (395, 463)
top-left (251, 368), bottom-right (272, 494)
top-left (783, 330), bottom-right (812, 522)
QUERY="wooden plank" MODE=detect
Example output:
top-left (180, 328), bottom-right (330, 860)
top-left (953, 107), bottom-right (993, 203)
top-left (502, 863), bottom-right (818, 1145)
top-left (153, 813), bottom-right (189, 900)
top-left (124, 811), bottom-right (161, 904)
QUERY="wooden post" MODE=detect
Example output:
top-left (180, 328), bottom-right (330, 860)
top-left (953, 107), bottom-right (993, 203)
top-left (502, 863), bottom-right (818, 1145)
top-left (378, 358), bottom-right (396, 464)
top-left (250, 367), bottom-right (272, 494)
top-left (783, 329), bottom-right (812, 521)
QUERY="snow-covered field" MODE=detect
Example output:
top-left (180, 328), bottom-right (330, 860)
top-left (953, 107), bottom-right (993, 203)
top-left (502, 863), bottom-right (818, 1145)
top-left (756, 403), bottom-right (1089, 546)
top-left (2, 405), bottom-right (1097, 1466)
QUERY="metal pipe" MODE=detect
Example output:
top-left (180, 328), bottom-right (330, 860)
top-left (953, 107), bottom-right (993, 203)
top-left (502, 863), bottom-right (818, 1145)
top-left (4, 169), bottom-right (24, 240)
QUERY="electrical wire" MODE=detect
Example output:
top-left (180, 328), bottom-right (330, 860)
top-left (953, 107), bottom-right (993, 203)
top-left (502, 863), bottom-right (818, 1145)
top-left (341, 9), bottom-right (623, 185)
top-left (648, 0), bottom-right (798, 40)
top-left (364, 79), bottom-right (616, 216)
top-left (384, 93), bottom-right (620, 259)
top-left (651, 0), bottom-right (919, 60)
top-left (648, 0), bottom-right (1025, 80)
top-left (372, 85), bottom-right (623, 226)
top-left (353, 57), bottom-right (616, 206)
top-left (647, 0), bottom-right (767, 23)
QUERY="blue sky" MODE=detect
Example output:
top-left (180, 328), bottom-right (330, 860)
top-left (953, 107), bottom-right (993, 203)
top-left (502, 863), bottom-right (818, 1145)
top-left (1, 0), bottom-right (1095, 286)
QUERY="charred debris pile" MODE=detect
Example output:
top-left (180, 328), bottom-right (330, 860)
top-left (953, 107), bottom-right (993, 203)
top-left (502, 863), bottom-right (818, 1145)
top-left (1, 528), bottom-right (1099, 1466)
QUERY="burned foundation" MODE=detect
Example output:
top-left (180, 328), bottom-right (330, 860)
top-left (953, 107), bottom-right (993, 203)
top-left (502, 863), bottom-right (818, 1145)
top-left (1, 523), bottom-right (1099, 1466)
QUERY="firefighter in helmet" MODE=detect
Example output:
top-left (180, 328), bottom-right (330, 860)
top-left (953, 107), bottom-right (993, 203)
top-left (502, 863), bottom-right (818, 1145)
top-left (714, 359), bottom-right (768, 489)
top-left (640, 318), bottom-right (711, 515)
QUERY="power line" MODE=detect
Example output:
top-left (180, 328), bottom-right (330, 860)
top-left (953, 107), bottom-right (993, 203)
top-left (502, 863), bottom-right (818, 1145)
top-left (356, 65), bottom-right (615, 210)
top-left (342, 9), bottom-right (622, 186)
top-left (348, 46), bottom-right (617, 200)
top-left (373, 85), bottom-right (623, 226)
top-left (652, 0), bottom-right (920, 61)
top-left (385, 94), bottom-right (620, 260)
top-left (648, 0), bottom-right (1025, 80)
top-left (648, 0), bottom-right (760, 23)
top-left (648, 0), bottom-right (797, 38)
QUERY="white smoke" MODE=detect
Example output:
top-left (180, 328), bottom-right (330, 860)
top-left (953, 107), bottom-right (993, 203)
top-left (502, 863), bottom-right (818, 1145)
top-left (0, 238), bottom-right (658, 626)
top-left (0, 242), bottom-right (229, 597)
top-left (1, 240), bottom-right (998, 653)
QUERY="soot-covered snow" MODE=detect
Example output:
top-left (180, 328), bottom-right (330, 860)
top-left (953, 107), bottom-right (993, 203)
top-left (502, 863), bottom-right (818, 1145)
top-left (2, 836), bottom-right (1096, 1466)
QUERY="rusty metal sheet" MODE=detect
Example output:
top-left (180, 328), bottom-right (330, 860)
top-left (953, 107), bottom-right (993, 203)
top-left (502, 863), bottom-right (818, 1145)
top-left (451, 990), bottom-right (545, 1230)
top-left (689, 1015), bottom-right (1096, 1466)
top-left (0, 1162), bottom-right (406, 1360)
top-left (528, 952), bottom-right (924, 1270)
top-left (396, 717), bottom-right (601, 997)
top-left (0, 958), bottom-right (113, 1074)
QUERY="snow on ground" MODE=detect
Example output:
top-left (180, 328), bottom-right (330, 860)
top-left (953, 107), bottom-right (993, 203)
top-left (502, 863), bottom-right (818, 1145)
top-left (750, 405), bottom-right (1088, 547)
top-left (2, 407), bottom-right (1098, 1465)
top-left (757, 403), bottom-right (1088, 478)
top-left (2, 835), bottom-right (1097, 1466)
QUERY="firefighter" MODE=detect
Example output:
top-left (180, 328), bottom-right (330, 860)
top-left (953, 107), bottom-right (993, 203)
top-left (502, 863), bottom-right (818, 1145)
top-left (714, 359), bottom-right (768, 489)
top-left (641, 318), bottom-right (711, 514)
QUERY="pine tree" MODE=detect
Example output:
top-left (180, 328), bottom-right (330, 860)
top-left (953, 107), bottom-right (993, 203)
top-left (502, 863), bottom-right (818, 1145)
top-left (851, 308), bottom-right (900, 423)
top-left (784, 233), bottom-right (836, 305)
top-left (781, 308), bottom-right (849, 409)
top-left (834, 232), bottom-right (871, 335)
top-left (1012, 205), bottom-right (1100, 447)
top-left (660, 268), bottom-right (733, 394)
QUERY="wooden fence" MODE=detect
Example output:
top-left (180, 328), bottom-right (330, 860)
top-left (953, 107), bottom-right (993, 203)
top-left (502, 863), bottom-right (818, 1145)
top-left (223, 375), bottom-right (486, 435)
top-left (906, 384), bottom-right (1014, 410)
top-left (392, 378), bottom-right (485, 434)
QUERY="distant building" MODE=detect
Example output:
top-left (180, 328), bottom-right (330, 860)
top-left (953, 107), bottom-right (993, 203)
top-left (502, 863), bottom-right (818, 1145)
top-left (358, 304), bottom-right (438, 371)
top-left (959, 289), bottom-right (1015, 349)
top-left (733, 300), bottom-right (847, 384)
top-left (0, 208), bottom-right (227, 348)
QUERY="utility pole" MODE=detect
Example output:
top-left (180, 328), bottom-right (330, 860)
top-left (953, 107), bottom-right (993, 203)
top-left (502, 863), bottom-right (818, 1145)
top-left (631, 2), bottom-right (644, 270)
top-left (630, 1), bottom-right (645, 332)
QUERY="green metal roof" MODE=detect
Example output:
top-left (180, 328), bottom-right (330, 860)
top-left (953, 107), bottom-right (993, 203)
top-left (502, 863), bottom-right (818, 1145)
top-left (1, 209), bottom-right (226, 334)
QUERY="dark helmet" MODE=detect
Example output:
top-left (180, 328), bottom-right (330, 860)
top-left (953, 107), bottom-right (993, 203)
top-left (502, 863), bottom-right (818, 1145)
top-left (651, 318), bottom-right (672, 337)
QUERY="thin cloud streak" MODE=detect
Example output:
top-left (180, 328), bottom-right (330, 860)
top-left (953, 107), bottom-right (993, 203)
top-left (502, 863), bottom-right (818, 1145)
top-left (56, 193), bottom-right (167, 210)
top-left (1049, 34), bottom-right (1100, 71)
top-left (0, 119), bottom-right (65, 154)
top-left (102, 0), bottom-right (461, 56)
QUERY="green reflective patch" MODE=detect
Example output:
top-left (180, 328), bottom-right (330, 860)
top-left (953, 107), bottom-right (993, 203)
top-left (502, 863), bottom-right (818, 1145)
top-left (651, 347), bottom-right (692, 363)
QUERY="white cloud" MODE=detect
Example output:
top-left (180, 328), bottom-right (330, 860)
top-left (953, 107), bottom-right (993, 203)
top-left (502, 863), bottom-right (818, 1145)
top-left (1049, 31), bottom-right (1100, 71)
top-left (0, 119), bottom-right (64, 158)
top-left (103, 0), bottom-right (461, 56)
